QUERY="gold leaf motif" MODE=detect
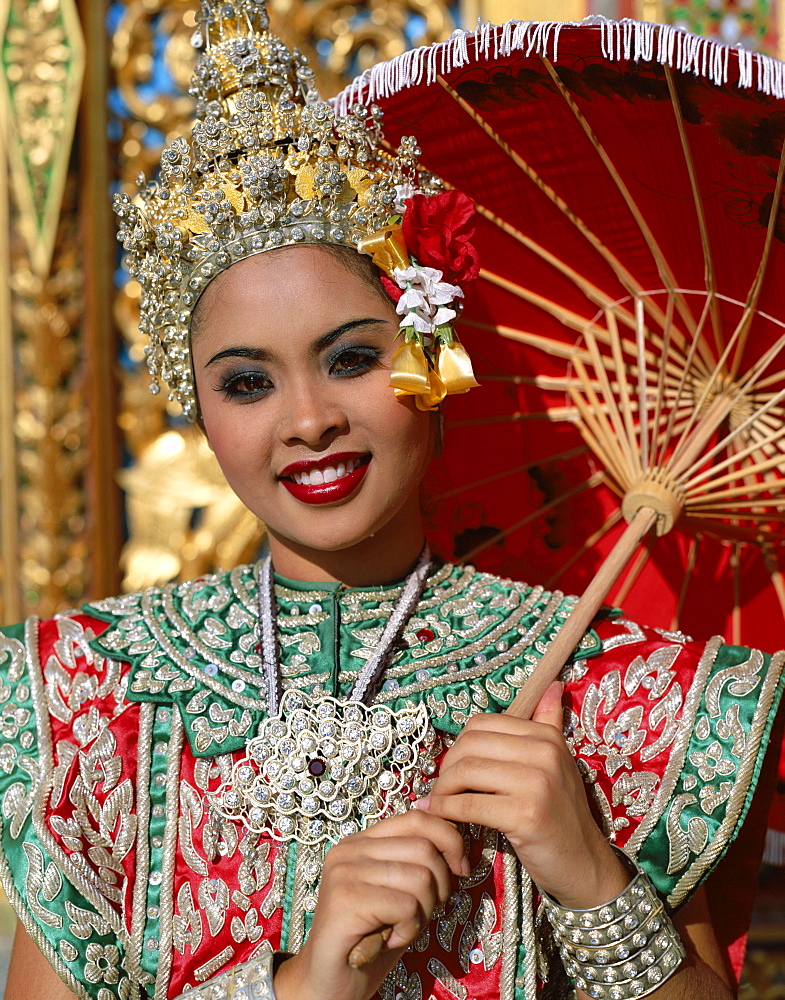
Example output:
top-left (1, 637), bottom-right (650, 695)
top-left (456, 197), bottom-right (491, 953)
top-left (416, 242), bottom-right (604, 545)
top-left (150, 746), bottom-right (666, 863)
top-left (220, 183), bottom-right (246, 216)
top-left (295, 164), bottom-right (316, 199)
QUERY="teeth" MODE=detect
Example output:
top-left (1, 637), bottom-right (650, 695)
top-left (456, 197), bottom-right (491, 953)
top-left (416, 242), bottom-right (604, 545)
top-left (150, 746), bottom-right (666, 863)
top-left (291, 457), bottom-right (364, 487)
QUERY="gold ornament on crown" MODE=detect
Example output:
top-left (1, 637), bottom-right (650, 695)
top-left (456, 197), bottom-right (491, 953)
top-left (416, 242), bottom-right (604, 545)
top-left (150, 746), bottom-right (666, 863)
top-left (113, 0), bottom-right (426, 421)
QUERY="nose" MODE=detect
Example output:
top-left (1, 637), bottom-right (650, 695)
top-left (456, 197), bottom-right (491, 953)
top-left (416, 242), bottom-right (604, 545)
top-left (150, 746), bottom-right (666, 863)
top-left (277, 379), bottom-right (348, 449)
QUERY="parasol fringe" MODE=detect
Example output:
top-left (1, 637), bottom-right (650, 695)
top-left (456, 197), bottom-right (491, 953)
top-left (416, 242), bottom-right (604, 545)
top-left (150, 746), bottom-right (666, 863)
top-left (331, 18), bottom-right (785, 118)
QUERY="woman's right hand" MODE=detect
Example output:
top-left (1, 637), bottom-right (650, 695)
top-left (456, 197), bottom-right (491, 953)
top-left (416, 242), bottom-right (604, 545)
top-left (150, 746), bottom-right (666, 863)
top-left (274, 810), bottom-right (468, 1000)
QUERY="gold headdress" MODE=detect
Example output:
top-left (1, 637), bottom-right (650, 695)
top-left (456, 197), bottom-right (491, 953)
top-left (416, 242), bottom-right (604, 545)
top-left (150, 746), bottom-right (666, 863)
top-left (114, 0), bottom-right (476, 420)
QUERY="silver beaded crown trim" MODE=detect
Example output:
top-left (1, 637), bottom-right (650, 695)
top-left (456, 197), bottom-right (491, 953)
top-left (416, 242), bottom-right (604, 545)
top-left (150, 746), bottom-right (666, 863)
top-left (113, 0), bottom-right (421, 420)
top-left (541, 848), bottom-right (686, 999)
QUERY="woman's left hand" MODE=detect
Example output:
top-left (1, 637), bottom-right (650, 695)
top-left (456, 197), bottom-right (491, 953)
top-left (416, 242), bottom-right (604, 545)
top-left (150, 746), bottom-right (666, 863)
top-left (414, 681), bottom-right (630, 909)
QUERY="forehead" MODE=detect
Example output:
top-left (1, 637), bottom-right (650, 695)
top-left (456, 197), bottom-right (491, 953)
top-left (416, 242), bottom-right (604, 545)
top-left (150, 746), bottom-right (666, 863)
top-left (191, 245), bottom-right (393, 349)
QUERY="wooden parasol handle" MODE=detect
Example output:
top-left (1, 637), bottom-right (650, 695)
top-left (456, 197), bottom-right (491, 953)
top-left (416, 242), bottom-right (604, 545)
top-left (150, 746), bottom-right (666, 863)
top-left (347, 505), bottom-right (658, 970)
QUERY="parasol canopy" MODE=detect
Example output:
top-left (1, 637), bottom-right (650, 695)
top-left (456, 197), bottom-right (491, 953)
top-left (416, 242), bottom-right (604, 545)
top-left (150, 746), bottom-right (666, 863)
top-left (334, 17), bottom-right (785, 654)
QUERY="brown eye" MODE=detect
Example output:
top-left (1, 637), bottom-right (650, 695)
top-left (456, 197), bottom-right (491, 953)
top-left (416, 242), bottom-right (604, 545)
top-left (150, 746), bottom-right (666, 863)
top-left (216, 370), bottom-right (273, 399)
top-left (329, 346), bottom-right (381, 376)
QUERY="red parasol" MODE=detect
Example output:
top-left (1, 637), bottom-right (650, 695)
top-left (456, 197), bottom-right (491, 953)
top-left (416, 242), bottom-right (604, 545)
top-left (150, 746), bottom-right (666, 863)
top-left (334, 17), bottom-right (785, 656)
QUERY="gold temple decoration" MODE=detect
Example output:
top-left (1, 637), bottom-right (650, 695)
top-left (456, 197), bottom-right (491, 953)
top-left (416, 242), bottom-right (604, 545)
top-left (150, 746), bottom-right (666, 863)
top-left (0, 0), bottom-right (84, 278)
top-left (0, 0), bottom-right (94, 623)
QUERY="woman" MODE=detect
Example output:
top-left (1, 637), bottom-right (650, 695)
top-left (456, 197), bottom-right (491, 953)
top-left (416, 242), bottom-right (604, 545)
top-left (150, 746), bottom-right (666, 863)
top-left (2, 4), bottom-right (783, 999)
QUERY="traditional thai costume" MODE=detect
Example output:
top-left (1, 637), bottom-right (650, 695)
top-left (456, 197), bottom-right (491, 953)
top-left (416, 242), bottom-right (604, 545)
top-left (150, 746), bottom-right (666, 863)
top-left (0, 563), bottom-right (781, 997)
top-left (1, 2), bottom-right (783, 998)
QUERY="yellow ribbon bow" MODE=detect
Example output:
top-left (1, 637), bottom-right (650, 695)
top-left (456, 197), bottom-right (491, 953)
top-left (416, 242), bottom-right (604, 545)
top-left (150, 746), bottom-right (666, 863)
top-left (437, 341), bottom-right (479, 394)
top-left (357, 224), bottom-right (410, 276)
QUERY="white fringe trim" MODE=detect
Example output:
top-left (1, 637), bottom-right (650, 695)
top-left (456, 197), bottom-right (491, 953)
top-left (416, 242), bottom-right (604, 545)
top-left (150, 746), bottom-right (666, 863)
top-left (763, 827), bottom-right (785, 867)
top-left (331, 16), bottom-right (785, 117)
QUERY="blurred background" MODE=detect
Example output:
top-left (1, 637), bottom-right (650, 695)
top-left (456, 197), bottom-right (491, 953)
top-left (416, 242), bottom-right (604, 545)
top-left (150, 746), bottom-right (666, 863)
top-left (0, 0), bottom-right (782, 994)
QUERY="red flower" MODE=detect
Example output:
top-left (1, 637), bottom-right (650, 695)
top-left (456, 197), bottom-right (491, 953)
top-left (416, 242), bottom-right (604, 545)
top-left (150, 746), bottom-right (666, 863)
top-left (381, 273), bottom-right (403, 302)
top-left (401, 190), bottom-right (480, 285)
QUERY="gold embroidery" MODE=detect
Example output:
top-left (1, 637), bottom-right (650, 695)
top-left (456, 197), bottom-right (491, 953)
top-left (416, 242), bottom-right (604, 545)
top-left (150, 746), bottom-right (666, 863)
top-left (665, 793), bottom-right (709, 874)
top-left (173, 882), bottom-right (203, 955)
top-left (427, 958), bottom-right (468, 999)
top-left (23, 841), bottom-right (63, 928)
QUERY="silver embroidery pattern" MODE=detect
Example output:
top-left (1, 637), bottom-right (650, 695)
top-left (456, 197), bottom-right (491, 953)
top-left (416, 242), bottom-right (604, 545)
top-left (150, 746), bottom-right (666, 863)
top-left (213, 689), bottom-right (431, 845)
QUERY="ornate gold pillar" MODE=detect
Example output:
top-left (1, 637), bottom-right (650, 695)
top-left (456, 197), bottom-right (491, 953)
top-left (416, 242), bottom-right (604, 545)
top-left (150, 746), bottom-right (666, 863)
top-left (0, 0), bottom-right (123, 624)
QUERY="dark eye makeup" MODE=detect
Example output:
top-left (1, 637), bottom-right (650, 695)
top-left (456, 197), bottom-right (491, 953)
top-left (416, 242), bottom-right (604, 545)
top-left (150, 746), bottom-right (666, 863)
top-left (213, 343), bottom-right (384, 401)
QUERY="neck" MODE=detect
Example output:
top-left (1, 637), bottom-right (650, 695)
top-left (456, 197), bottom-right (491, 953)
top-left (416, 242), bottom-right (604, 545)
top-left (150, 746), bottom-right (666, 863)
top-left (266, 508), bottom-right (428, 587)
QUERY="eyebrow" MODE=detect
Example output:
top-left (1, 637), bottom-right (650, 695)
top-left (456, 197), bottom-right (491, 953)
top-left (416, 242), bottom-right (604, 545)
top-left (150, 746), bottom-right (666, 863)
top-left (203, 318), bottom-right (389, 368)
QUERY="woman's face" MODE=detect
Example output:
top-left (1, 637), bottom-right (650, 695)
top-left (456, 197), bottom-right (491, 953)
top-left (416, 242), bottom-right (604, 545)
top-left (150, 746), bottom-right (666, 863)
top-left (191, 246), bottom-right (434, 564)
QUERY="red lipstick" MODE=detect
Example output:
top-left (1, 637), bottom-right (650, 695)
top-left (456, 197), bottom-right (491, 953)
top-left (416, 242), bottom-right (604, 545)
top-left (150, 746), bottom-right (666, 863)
top-left (279, 452), bottom-right (371, 506)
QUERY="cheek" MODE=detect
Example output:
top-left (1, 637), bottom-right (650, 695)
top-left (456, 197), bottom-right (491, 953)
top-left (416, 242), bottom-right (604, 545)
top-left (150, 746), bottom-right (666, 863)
top-left (201, 407), bottom-right (272, 488)
top-left (380, 399), bottom-right (434, 474)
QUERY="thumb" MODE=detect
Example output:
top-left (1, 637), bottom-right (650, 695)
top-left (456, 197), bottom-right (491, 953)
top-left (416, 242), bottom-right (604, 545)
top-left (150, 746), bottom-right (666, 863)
top-left (531, 681), bottom-right (565, 732)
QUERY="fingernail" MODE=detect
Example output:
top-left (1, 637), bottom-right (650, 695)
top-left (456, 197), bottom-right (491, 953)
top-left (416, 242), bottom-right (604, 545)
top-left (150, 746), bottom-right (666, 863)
top-left (461, 856), bottom-right (471, 875)
top-left (413, 795), bottom-right (431, 811)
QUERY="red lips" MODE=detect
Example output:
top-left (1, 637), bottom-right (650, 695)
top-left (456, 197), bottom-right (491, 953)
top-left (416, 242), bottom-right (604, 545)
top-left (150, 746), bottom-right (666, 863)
top-left (279, 452), bottom-right (371, 506)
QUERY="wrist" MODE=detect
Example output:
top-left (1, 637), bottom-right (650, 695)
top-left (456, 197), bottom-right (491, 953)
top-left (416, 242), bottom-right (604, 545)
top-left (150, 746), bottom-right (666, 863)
top-left (273, 951), bottom-right (303, 1000)
top-left (540, 838), bottom-right (633, 911)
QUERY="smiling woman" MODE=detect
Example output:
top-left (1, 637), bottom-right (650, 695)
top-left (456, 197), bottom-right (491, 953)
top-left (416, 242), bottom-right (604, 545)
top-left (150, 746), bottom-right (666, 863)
top-left (0, 4), bottom-right (783, 1000)
top-left (190, 247), bottom-right (434, 583)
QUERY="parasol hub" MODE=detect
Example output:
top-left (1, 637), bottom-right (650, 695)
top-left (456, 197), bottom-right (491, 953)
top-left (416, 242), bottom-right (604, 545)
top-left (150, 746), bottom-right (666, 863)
top-left (691, 376), bottom-right (753, 432)
top-left (622, 474), bottom-right (685, 536)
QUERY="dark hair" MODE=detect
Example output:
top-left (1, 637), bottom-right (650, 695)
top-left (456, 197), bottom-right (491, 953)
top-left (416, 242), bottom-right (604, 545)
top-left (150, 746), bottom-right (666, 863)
top-left (190, 242), bottom-right (393, 339)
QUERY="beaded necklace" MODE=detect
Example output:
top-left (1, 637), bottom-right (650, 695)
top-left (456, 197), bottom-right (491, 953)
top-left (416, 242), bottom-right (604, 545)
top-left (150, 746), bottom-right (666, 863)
top-left (213, 547), bottom-right (440, 920)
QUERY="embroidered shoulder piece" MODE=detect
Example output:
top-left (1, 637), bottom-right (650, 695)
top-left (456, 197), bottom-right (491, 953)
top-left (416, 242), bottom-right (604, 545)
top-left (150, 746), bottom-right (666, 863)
top-left (565, 617), bottom-right (785, 908)
top-left (0, 615), bottom-right (153, 1000)
top-left (85, 563), bottom-right (587, 754)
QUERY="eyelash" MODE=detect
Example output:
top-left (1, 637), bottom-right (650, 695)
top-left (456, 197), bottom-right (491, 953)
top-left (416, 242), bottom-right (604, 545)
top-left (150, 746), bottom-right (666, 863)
top-left (214, 345), bottom-right (383, 401)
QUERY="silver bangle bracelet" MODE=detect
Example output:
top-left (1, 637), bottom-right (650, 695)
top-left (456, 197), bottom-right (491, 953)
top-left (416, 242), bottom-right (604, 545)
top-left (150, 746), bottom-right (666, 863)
top-left (540, 847), bottom-right (686, 999)
top-left (176, 948), bottom-right (278, 1000)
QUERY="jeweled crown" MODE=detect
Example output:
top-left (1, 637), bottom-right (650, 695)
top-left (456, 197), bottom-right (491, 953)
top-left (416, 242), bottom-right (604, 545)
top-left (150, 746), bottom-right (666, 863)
top-left (113, 0), bottom-right (420, 420)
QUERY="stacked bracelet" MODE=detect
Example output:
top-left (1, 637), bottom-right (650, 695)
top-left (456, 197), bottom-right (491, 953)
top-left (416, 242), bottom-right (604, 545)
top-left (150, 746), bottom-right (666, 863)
top-left (540, 848), bottom-right (686, 999)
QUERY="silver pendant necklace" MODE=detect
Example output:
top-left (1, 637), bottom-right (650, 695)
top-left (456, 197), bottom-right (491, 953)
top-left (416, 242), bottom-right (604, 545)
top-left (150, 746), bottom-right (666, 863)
top-left (213, 546), bottom-right (440, 922)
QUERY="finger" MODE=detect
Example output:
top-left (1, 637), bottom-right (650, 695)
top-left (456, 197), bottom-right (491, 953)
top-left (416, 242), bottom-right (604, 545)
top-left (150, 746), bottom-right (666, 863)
top-left (531, 681), bottom-right (565, 732)
top-left (416, 790), bottom-right (526, 835)
top-left (433, 756), bottom-right (555, 800)
top-left (321, 882), bottom-right (429, 952)
top-left (335, 841), bottom-right (454, 904)
top-left (361, 809), bottom-right (468, 876)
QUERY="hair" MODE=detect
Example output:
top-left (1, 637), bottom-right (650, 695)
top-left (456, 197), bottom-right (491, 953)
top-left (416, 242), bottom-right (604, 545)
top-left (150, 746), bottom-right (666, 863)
top-left (190, 242), bottom-right (393, 341)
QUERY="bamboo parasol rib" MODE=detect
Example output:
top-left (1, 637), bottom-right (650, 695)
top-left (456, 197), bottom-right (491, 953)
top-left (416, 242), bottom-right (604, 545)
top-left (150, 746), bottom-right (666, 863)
top-left (342, 20), bottom-right (785, 970)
